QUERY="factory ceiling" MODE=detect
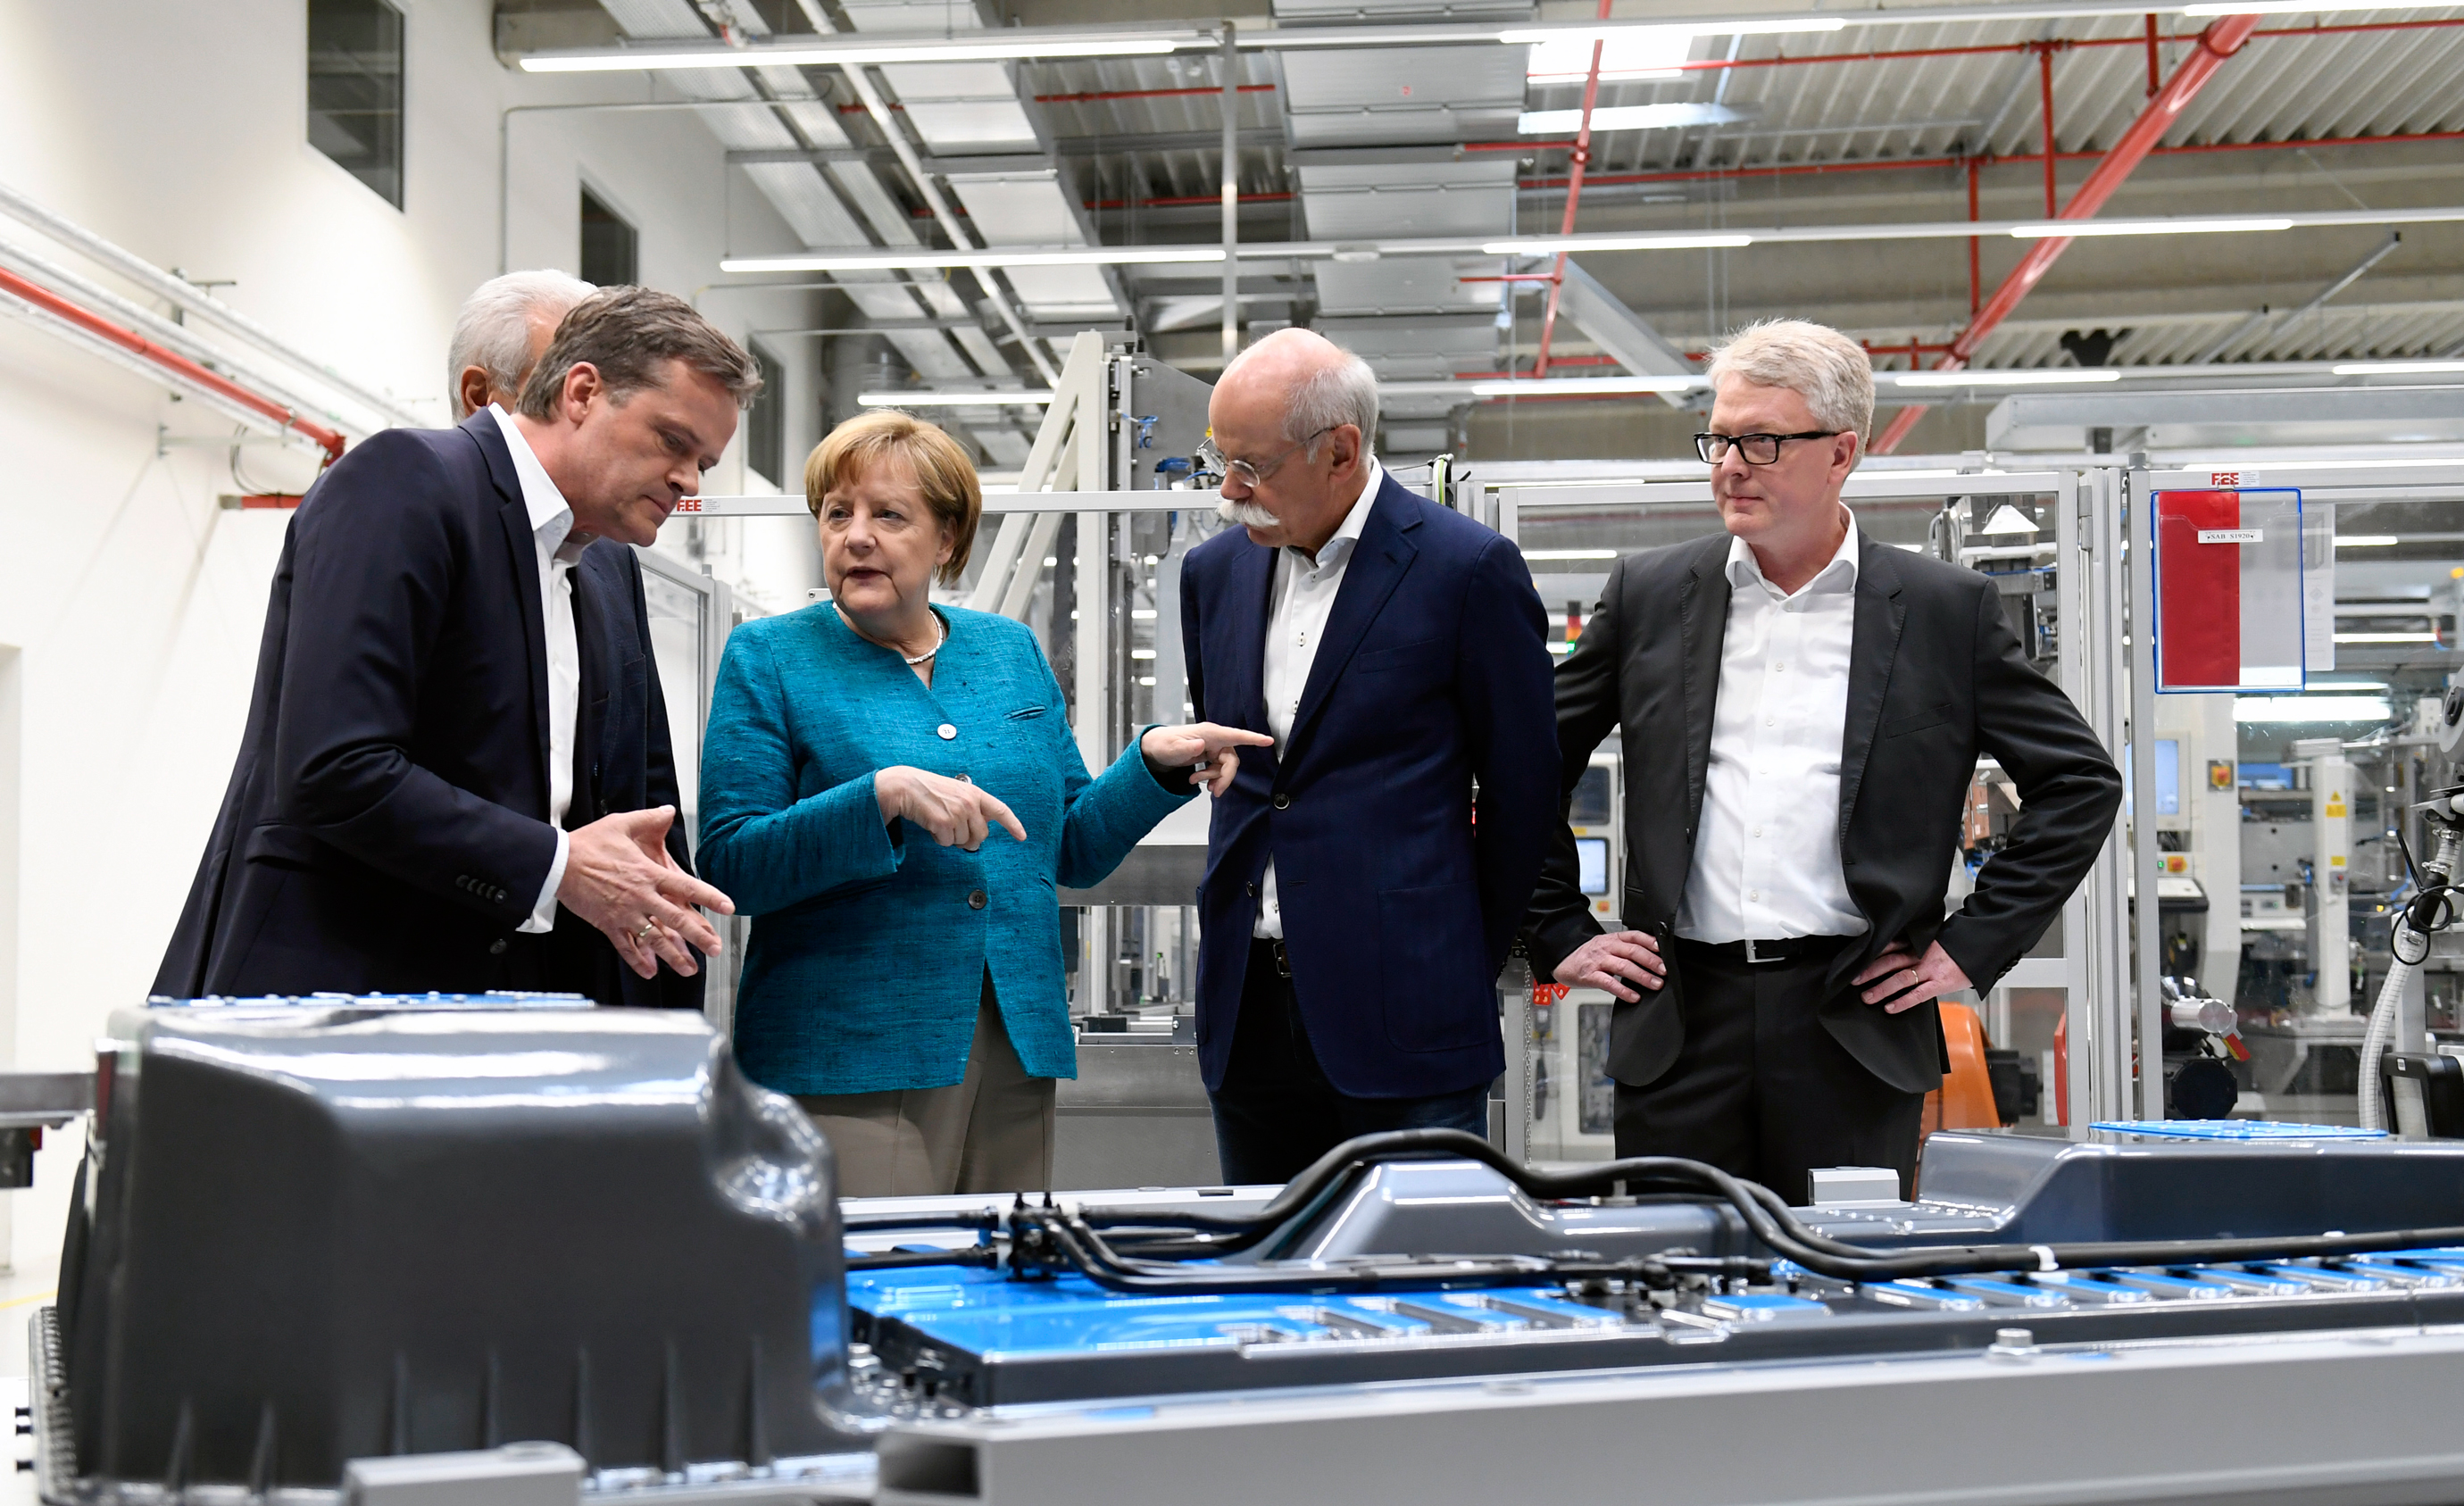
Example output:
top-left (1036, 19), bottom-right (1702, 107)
top-left (493, 0), bottom-right (2464, 458)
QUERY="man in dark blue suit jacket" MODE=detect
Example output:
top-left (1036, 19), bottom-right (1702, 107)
top-left (1180, 329), bottom-right (1558, 1183)
top-left (154, 288), bottom-right (754, 1008)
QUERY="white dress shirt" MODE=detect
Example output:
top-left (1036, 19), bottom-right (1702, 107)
top-left (1674, 510), bottom-right (1870, 944)
top-left (1253, 457), bottom-right (1384, 940)
top-left (489, 404), bottom-right (589, 933)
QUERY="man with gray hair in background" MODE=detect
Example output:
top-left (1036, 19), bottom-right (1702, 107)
top-left (447, 269), bottom-right (595, 420)
top-left (1522, 318), bottom-right (2120, 1202)
top-left (1179, 327), bottom-right (1559, 1183)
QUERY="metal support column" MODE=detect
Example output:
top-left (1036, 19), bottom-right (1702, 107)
top-left (2060, 465), bottom-right (2132, 1126)
top-left (2125, 464), bottom-right (2163, 1120)
top-left (1220, 21), bottom-right (1239, 370)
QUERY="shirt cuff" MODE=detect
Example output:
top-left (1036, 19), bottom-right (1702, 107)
top-left (520, 828), bottom-right (570, 934)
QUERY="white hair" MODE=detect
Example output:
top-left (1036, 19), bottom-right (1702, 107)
top-left (1705, 319), bottom-right (1876, 444)
top-left (1222, 329), bottom-right (1380, 457)
top-left (446, 270), bottom-right (595, 418)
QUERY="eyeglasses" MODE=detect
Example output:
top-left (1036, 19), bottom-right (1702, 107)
top-left (1694, 430), bottom-right (1843, 466)
top-left (1197, 426), bottom-right (1335, 489)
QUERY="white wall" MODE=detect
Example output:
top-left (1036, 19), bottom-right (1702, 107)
top-left (0, 0), bottom-right (822, 1272)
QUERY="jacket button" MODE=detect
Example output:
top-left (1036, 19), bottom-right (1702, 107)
top-left (937, 723), bottom-right (958, 740)
top-left (488, 938), bottom-right (508, 956)
top-left (1271, 794), bottom-right (1291, 810)
top-left (967, 889), bottom-right (987, 910)
top-left (958, 773), bottom-right (972, 784)
top-left (1245, 881), bottom-right (1257, 897)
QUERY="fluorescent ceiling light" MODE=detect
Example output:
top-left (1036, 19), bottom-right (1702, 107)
top-left (1501, 19), bottom-right (1844, 44)
top-left (1894, 369), bottom-right (2121, 387)
top-left (2235, 696), bottom-right (2393, 722)
top-left (2335, 536), bottom-right (2401, 547)
top-left (857, 390), bottom-right (1054, 407)
top-left (2311, 680), bottom-right (2392, 690)
top-left (1519, 103), bottom-right (1748, 135)
top-left (2335, 632), bottom-right (2441, 644)
top-left (2010, 216), bottom-right (2292, 238)
top-left (2186, 0), bottom-right (2455, 12)
top-left (1483, 233), bottom-right (1752, 254)
top-left (722, 245), bottom-right (1222, 273)
top-left (1525, 29), bottom-right (1690, 80)
top-left (1465, 377), bottom-right (1701, 396)
top-left (522, 36), bottom-right (1181, 72)
top-left (2335, 360), bottom-right (2464, 376)
top-left (1521, 547), bottom-right (1622, 560)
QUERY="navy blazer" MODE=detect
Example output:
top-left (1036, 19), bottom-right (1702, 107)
top-left (151, 413), bottom-right (701, 1009)
top-left (1180, 471), bottom-right (1559, 1098)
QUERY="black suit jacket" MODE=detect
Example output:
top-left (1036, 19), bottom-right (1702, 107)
top-left (1523, 530), bottom-right (2121, 1094)
top-left (1181, 474), bottom-right (1559, 1097)
top-left (151, 413), bottom-right (702, 1009)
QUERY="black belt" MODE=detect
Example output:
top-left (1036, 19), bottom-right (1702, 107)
top-left (1251, 936), bottom-right (1293, 978)
top-left (1677, 935), bottom-right (1856, 967)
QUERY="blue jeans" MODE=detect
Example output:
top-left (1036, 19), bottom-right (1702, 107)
top-left (1207, 940), bottom-right (1493, 1185)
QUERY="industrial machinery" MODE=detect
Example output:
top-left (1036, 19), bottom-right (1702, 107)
top-left (46, 996), bottom-right (2464, 1506)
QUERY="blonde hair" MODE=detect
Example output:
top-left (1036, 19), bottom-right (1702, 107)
top-left (1705, 319), bottom-right (1876, 445)
top-left (804, 410), bottom-right (983, 587)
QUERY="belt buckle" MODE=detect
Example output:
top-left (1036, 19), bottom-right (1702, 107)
top-left (1744, 937), bottom-right (1775, 965)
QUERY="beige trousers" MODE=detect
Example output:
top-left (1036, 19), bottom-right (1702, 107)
top-left (797, 991), bottom-right (1056, 1198)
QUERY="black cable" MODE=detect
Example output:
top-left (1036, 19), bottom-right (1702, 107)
top-left (846, 1245), bottom-right (1002, 1272)
top-left (845, 1130), bottom-right (2464, 1292)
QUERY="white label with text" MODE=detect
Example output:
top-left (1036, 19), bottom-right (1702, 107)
top-left (2196, 528), bottom-right (2263, 544)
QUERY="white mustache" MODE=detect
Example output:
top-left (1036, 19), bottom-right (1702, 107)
top-left (1218, 498), bottom-right (1279, 528)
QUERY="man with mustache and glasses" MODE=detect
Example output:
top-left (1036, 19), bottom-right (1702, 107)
top-left (1178, 328), bottom-right (1558, 1183)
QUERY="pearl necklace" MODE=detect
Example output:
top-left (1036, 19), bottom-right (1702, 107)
top-left (839, 605), bottom-right (945, 665)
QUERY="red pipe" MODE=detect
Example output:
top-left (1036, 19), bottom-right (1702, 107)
top-left (1966, 159), bottom-right (1982, 317)
top-left (2145, 14), bottom-right (2163, 96)
top-left (1638, 14), bottom-right (2464, 78)
top-left (1511, 123), bottom-right (2464, 187)
top-left (1533, 0), bottom-right (1615, 379)
top-left (1873, 12), bottom-right (2263, 455)
top-left (2038, 45), bottom-right (2060, 219)
top-left (0, 263), bottom-right (346, 463)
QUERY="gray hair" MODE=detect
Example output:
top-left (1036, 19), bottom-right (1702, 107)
top-left (1223, 329), bottom-right (1380, 457)
top-left (1705, 319), bottom-right (1876, 445)
top-left (446, 269), bottom-right (595, 418)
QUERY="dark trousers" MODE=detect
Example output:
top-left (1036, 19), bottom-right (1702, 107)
top-left (1208, 939), bottom-right (1492, 1185)
top-left (1613, 937), bottom-right (1925, 1204)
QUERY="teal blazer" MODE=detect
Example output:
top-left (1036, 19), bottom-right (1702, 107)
top-left (699, 603), bottom-right (1192, 1095)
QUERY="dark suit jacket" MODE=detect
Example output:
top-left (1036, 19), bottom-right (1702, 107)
top-left (1523, 529), bottom-right (2122, 1095)
top-left (151, 413), bottom-right (702, 1009)
top-left (1180, 472), bottom-right (1559, 1098)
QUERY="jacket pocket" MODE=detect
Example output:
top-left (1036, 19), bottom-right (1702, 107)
top-left (1378, 881), bottom-right (1494, 1052)
top-left (1353, 637), bottom-right (1442, 675)
top-left (1007, 705), bottom-right (1046, 720)
top-left (1882, 701), bottom-right (1956, 739)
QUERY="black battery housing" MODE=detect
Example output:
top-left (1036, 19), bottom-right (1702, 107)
top-left (52, 998), bottom-right (853, 1493)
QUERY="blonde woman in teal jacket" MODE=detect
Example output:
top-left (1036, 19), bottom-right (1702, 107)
top-left (699, 411), bottom-right (1267, 1197)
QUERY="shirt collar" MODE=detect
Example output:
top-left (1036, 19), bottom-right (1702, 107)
top-left (1726, 505), bottom-right (1860, 602)
top-left (1288, 457), bottom-right (1383, 573)
top-left (489, 404), bottom-right (586, 566)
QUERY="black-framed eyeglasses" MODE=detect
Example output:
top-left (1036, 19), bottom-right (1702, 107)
top-left (1198, 426), bottom-right (1335, 488)
top-left (1694, 430), bottom-right (1843, 466)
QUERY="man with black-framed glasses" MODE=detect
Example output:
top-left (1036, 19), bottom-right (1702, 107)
top-left (1522, 318), bottom-right (2119, 1203)
top-left (1180, 328), bottom-right (1558, 1184)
